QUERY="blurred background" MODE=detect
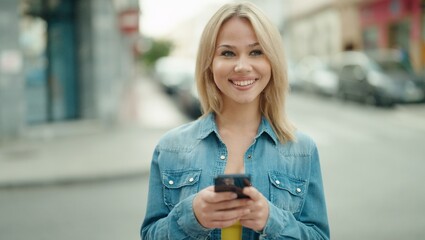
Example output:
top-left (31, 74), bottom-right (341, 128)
top-left (0, 0), bottom-right (425, 239)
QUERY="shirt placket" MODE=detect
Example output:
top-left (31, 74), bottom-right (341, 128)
top-left (214, 137), bottom-right (228, 176)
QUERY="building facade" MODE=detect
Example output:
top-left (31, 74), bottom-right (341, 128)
top-left (0, 0), bottom-right (139, 141)
top-left (284, 0), bottom-right (424, 72)
top-left (360, 0), bottom-right (423, 70)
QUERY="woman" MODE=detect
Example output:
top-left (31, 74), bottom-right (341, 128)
top-left (141, 2), bottom-right (329, 239)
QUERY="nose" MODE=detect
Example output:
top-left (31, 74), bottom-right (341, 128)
top-left (234, 57), bottom-right (252, 73)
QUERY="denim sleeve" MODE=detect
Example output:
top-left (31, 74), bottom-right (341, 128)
top-left (260, 144), bottom-right (330, 240)
top-left (140, 148), bottom-right (212, 240)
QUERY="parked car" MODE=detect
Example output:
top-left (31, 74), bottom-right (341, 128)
top-left (293, 55), bottom-right (339, 96)
top-left (175, 80), bottom-right (202, 119)
top-left (153, 56), bottom-right (201, 118)
top-left (286, 59), bottom-right (303, 92)
top-left (414, 70), bottom-right (425, 102)
top-left (153, 56), bottom-right (195, 95)
top-left (331, 50), bottom-right (425, 107)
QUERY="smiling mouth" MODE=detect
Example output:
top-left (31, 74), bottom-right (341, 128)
top-left (230, 79), bottom-right (257, 87)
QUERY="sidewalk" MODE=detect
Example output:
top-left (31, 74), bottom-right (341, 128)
top-left (0, 77), bottom-right (190, 188)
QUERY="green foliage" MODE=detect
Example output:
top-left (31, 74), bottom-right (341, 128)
top-left (140, 39), bottom-right (174, 69)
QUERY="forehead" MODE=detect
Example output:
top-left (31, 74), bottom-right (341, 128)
top-left (216, 17), bottom-right (258, 45)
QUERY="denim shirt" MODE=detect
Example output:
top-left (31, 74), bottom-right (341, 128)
top-left (141, 113), bottom-right (330, 240)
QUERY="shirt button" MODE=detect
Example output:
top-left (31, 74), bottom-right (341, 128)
top-left (247, 155), bottom-right (252, 159)
top-left (220, 155), bottom-right (226, 160)
top-left (296, 188), bottom-right (302, 193)
top-left (168, 180), bottom-right (174, 185)
top-left (275, 180), bottom-right (280, 185)
top-left (189, 177), bottom-right (194, 182)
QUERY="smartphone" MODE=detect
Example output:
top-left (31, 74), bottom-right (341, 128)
top-left (214, 174), bottom-right (251, 199)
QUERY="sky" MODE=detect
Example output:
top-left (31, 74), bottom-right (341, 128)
top-left (139, 0), bottom-right (231, 38)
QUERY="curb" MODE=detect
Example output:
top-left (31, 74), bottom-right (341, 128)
top-left (0, 168), bottom-right (150, 189)
top-left (0, 125), bottom-right (163, 189)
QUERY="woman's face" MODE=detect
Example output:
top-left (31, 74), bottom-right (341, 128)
top-left (212, 17), bottom-right (271, 107)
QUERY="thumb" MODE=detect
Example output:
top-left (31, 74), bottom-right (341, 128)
top-left (242, 186), bottom-right (262, 201)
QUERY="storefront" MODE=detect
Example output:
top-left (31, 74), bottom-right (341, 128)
top-left (21, 0), bottom-right (79, 123)
top-left (0, 0), bottom-right (139, 140)
top-left (360, 0), bottom-right (422, 71)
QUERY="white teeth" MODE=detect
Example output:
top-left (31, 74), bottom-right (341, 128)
top-left (232, 79), bottom-right (255, 86)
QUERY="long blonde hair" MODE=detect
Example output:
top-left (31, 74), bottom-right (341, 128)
top-left (195, 2), bottom-right (296, 143)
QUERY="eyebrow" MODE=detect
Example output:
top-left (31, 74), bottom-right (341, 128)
top-left (216, 42), bottom-right (260, 49)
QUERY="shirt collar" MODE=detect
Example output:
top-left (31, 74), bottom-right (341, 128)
top-left (197, 112), bottom-right (278, 145)
top-left (257, 116), bottom-right (279, 145)
top-left (197, 112), bottom-right (219, 140)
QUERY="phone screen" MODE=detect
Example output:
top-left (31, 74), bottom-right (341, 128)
top-left (214, 174), bottom-right (251, 199)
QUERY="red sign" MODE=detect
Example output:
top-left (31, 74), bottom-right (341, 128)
top-left (119, 9), bottom-right (140, 34)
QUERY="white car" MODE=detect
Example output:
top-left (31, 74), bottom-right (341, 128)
top-left (154, 56), bottom-right (195, 95)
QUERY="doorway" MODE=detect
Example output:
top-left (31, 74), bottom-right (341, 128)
top-left (388, 19), bottom-right (412, 70)
top-left (20, 0), bottom-right (79, 124)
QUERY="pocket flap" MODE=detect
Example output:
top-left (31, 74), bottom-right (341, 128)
top-left (268, 172), bottom-right (306, 196)
top-left (162, 169), bottom-right (201, 189)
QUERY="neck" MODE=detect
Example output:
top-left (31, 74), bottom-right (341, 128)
top-left (216, 102), bottom-right (261, 132)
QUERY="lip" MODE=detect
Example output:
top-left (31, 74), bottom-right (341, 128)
top-left (230, 76), bottom-right (258, 81)
top-left (229, 77), bottom-right (259, 88)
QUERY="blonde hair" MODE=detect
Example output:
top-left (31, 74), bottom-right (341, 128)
top-left (195, 2), bottom-right (296, 143)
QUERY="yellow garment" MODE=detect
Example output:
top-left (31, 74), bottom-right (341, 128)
top-left (221, 221), bottom-right (242, 240)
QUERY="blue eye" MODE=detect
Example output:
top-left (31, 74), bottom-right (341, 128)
top-left (250, 49), bottom-right (263, 56)
top-left (221, 50), bottom-right (235, 57)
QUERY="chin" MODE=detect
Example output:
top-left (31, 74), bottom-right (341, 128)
top-left (234, 97), bottom-right (259, 105)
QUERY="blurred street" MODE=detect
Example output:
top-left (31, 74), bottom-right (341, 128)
top-left (1, 75), bottom-right (425, 239)
top-left (1, 0), bottom-right (424, 239)
top-left (0, 76), bottom-right (188, 188)
top-left (287, 92), bottom-right (425, 239)
top-left (0, 75), bottom-right (187, 240)
top-left (0, 175), bottom-right (149, 240)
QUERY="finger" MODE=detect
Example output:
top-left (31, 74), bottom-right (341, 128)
top-left (242, 186), bottom-right (262, 201)
top-left (210, 192), bottom-right (239, 203)
top-left (210, 207), bottom-right (251, 222)
top-left (214, 198), bottom-right (252, 211)
top-left (201, 186), bottom-right (238, 203)
top-left (239, 219), bottom-right (264, 232)
top-left (210, 217), bottom-right (241, 229)
top-left (199, 207), bottom-right (248, 229)
top-left (195, 192), bottom-right (242, 228)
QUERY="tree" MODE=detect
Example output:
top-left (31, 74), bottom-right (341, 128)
top-left (139, 38), bottom-right (174, 69)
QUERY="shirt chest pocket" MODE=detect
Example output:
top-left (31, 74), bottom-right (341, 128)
top-left (268, 172), bottom-right (307, 214)
top-left (162, 169), bottom-right (201, 209)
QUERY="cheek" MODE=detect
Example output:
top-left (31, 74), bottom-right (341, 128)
top-left (212, 60), bottom-right (232, 78)
top-left (260, 63), bottom-right (272, 87)
top-left (260, 61), bottom-right (272, 77)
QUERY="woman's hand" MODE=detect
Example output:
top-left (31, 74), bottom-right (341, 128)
top-left (239, 186), bottom-right (269, 232)
top-left (193, 186), bottom-right (251, 229)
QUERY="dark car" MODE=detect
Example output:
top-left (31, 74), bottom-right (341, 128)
top-left (153, 56), bottom-right (201, 118)
top-left (175, 80), bottom-right (202, 119)
top-left (331, 50), bottom-right (425, 107)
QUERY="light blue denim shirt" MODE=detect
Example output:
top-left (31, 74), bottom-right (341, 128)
top-left (141, 113), bottom-right (330, 239)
